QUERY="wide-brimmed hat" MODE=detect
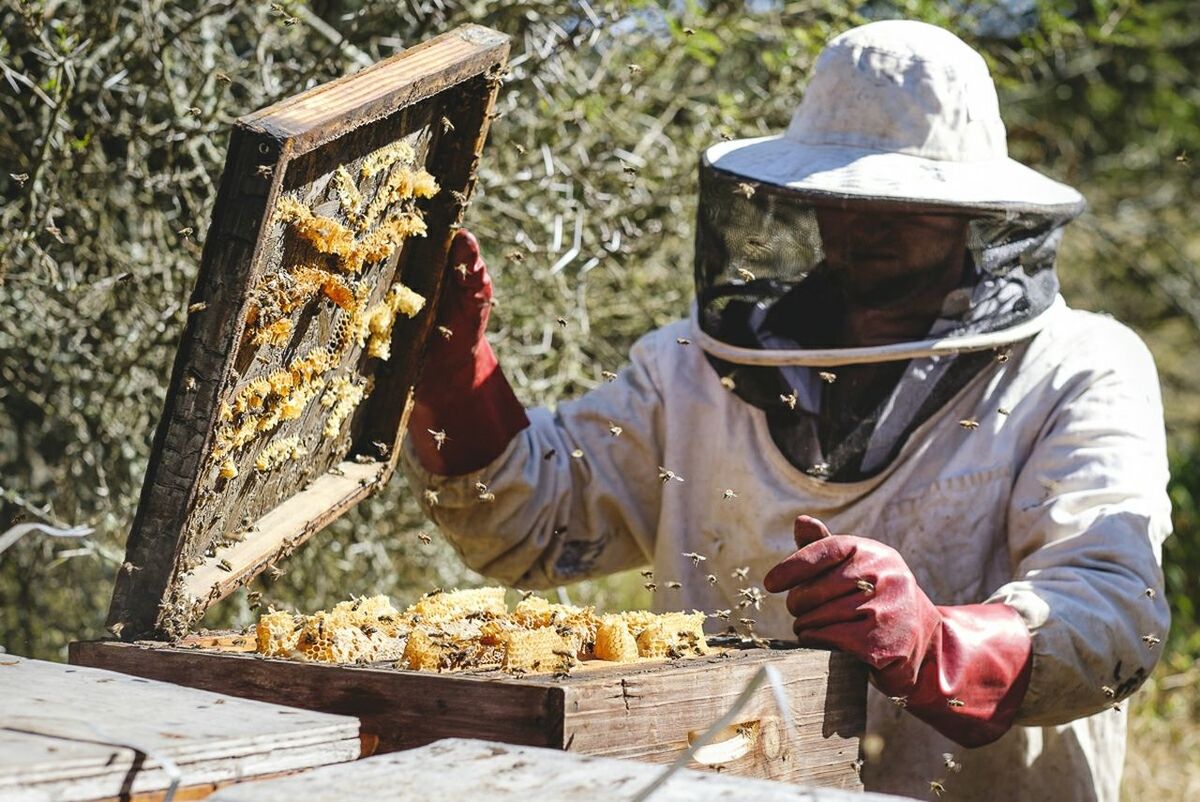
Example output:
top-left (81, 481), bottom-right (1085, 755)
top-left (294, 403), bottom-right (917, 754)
top-left (706, 20), bottom-right (1084, 214)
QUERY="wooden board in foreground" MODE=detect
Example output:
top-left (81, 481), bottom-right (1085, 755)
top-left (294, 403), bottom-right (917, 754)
top-left (69, 641), bottom-right (867, 790)
top-left (209, 738), bottom-right (899, 802)
top-left (0, 655), bottom-right (360, 802)
top-left (107, 24), bottom-right (510, 641)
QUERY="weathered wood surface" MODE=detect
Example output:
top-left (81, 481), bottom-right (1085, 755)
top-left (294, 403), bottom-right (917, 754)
top-left (0, 655), bottom-right (360, 802)
top-left (70, 641), bottom-right (866, 789)
top-left (209, 738), bottom-right (900, 802)
top-left (107, 24), bottom-right (509, 641)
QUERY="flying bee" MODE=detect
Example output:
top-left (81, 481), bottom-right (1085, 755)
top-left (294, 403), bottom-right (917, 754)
top-left (543, 449), bottom-right (557, 460)
top-left (417, 531), bottom-right (432, 544)
top-left (734, 182), bottom-right (755, 199)
top-left (453, 262), bottom-right (471, 279)
top-left (948, 698), bottom-right (965, 708)
top-left (122, 562), bottom-right (141, 575)
top-left (666, 581), bottom-right (682, 590)
top-left (780, 389), bottom-right (798, 410)
top-left (738, 618), bottom-right (756, 629)
top-left (217, 559), bottom-right (233, 573)
top-left (994, 347), bottom-right (1012, 363)
top-left (436, 325), bottom-right (454, 340)
top-left (958, 418), bottom-right (980, 430)
top-left (626, 63), bottom-right (642, 75)
top-left (45, 222), bottom-right (63, 243)
top-left (267, 565), bottom-right (286, 580)
top-left (608, 422), bottom-right (623, 437)
top-left (1102, 685), bottom-right (1116, 699)
top-left (721, 488), bottom-right (738, 500)
top-left (423, 488), bottom-right (440, 506)
top-left (683, 26), bottom-right (695, 35)
top-left (178, 226), bottom-right (194, 238)
top-left (676, 337), bottom-right (691, 345)
top-left (735, 267), bottom-right (756, 282)
top-left (601, 370), bottom-right (617, 381)
top-left (712, 609), bottom-right (731, 620)
top-left (1175, 150), bottom-right (1189, 165)
top-left (640, 569), bottom-right (654, 578)
top-left (10, 172), bottom-right (29, 186)
top-left (738, 587), bottom-right (764, 609)
top-left (441, 116), bottom-right (455, 133)
top-left (518, 589), bottom-right (535, 600)
top-left (818, 371), bottom-right (837, 384)
top-left (1142, 633), bottom-right (1161, 648)
top-left (720, 131), bottom-right (733, 141)
top-left (188, 106), bottom-right (202, 116)
top-left (658, 466), bottom-right (684, 483)
top-left (506, 249), bottom-right (524, 262)
top-left (557, 317), bottom-right (568, 327)
top-left (428, 429), bottom-right (448, 450)
top-left (807, 462), bottom-right (831, 478)
top-left (929, 780), bottom-right (945, 798)
top-left (889, 695), bottom-right (907, 708)
top-left (644, 582), bottom-right (657, 591)
top-left (682, 552), bottom-right (706, 566)
top-left (942, 753), bottom-right (962, 773)
top-left (373, 441), bottom-right (390, 458)
top-left (706, 574), bottom-right (717, 585)
top-left (855, 579), bottom-right (875, 594)
top-left (256, 164), bottom-right (273, 178)
top-left (719, 375), bottom-right (737, 391)
top-left (1145, 587), bottom-right (1157, 598)
top-left (215, 71), bottom-right (232, 84)
top-left (997, 407), bottom-right (1010, 416)
top-left (514, 143), bottom-right (526, 155)
top-left (621, 164), bottom-right (638, 175)
top-left (732, 566), bottom-right (750, 581)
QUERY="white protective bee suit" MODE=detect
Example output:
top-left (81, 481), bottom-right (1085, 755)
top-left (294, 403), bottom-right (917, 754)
top-left (403, 20), bottom-right (1170, 802)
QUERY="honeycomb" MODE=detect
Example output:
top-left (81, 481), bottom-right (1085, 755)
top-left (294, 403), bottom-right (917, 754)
top-left (252, 588), bottom-right (712, 674)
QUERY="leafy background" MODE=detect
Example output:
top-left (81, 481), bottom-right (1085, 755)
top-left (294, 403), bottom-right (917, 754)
top-left (1, 0), bottom-right (1196, 796)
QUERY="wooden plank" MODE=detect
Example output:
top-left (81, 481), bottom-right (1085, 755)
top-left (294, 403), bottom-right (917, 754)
top-left (208, 738), bottom-right (895, 802)
top-left (107, 24), bottom-right (510, 641)
top-left (0, 656), bottom-right (360, 802)
top-left (70, 641), bottom-right (866, 789)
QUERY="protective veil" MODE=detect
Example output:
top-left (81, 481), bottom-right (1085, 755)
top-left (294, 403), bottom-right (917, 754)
top-left (693, 156), bottom-right (1084, 480)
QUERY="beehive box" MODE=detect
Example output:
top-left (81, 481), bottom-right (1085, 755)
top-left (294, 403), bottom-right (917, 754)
top-left (69, 22), bottom-right (867, 792)
top-left (0, 655), bottom-right (360, 801)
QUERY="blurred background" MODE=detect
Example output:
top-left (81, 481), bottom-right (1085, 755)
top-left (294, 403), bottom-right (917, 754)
top-left (0, 0), bottom-right (1196, 796)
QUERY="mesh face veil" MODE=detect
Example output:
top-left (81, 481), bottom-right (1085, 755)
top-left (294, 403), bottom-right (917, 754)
top-left (693, 158), bottom-right (1085, 481)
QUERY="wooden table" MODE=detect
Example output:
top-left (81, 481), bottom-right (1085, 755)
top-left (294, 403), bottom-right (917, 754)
top-left (208, 738), bottom-right (899, 801)
top-left (0, 655), bottom-right (360, 801)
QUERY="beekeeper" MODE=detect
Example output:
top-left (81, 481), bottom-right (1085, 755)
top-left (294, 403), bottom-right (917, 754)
top-left (403, 19), bottom-right (1170, 802)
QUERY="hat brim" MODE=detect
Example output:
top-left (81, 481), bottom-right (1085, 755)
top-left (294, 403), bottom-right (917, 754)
top-left (705, 135), bottom-right (1085, 215)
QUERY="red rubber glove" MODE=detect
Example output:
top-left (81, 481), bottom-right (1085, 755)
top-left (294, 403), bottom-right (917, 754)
top-left (407, 229), bottom-right (529, 475)
top-left (763, 515), bottom-right (1033, 748)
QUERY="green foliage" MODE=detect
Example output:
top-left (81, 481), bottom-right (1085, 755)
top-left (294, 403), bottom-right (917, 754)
top-left (1, 0), bottom-right (1198, 669)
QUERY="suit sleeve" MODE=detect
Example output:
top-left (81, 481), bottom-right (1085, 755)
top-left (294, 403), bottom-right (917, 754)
top-left (400, 331), bottom-right (668, 588)
top-left (988, 323), bottom-right (1172, 726)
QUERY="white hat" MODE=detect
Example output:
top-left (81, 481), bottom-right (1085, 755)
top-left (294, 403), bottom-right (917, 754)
top-left (706, 20), bottom-right (1084, 212)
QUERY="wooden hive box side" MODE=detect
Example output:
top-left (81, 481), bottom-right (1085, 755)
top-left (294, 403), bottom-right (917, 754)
top-left (105, 24), bottom-right (510, 642)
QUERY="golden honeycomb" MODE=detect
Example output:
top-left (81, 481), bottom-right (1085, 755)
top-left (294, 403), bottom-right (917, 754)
top-left (253, 587), bottom-right (712, 674)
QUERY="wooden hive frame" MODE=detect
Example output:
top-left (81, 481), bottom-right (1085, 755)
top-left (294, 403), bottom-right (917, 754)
top-left (107, 24), bottom-right (511, 641)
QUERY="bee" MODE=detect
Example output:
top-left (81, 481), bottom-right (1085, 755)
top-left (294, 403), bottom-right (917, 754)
top-left (557, 317), bottom-right (568, 328)
top-left (216, 72), bottom-right (232, 84)
top-left (658, 466), bottom-right (685, 483)
top-left (682, 551), bottom-right (706, 566)
top-left (256, 164), bottom-right (273, 178)
top-left (453, 262), bottom-right (471, 279)
top-left (666, 581), bottom-right (682, 590)
top-left (1176, 150), bottom-right (1190, 165)
top-left (738, 618), bottom-right (756, 628)
top-left (994, 347), bottom-right (1012, 363)
top-left (514, 143), bottom-right (527, 156)
top-left (571, 449), bottom-right (584, 459)
top-left (780, 390), bottom-right (798, 410)
top-left (721, 488), bottom-right (738, 500)
top-left (640, 569), bottom-right (654, 578)
top-left (428, 429), bottom-right (448, 450)
top-left (719, 131), bottom-right (733, 141)
top-left (187, 106), bottom-right (202, 116)
top-left (948, 697), bottom-right (965, 708)
top-left (851, 758), bottom-right (864, 776)
top-left (732, 566), bottom-right (750, 581)
top-left (626, 63), bottom-right (643, 75)
top-left (942, 753), bottom-right (962, 773)
top-left (423, 488), bottom-right (440, 506)
top-left (601, 370), bottom-right (618, 382)
top-left (929, 780), bottom-right (946, 798)
top-left (735, 267), bottom-right (756, 282)
top-left (958, 418), bottom-right (980, 430)
top-left (1145, 587), bottom-right (1157, 598)
top-left (855, 579), bottom-right (875, 594)
top-left (373, 441), bottom-right (390, 458)
top-left (543, 449), bottom-right (557, 460)
top-left (268, 565), bottom-right (287, 580)
top-left (818, 371), bottom-right (837, 384)
top-left (644, 582), bottom-right (657, 592)
top-left (683, 27), bottom-right (695, 35)
top-left (10, 172), bottom-right (29, 186)
top-left (518, 589), bottom-right (535, 600)
top-left (807, 462), bottom-right (831, 478)
top-left (676, 337), bottom-right (691, 345)
top-left (888, 695), bottom-right (907, 708)
top-left (450, 189), bottom-right (469, 206)
top-left (621, 164), bottom-right (638, 175)
top-left (738, 587), bottom-right (764, 609)
top-left (706, 574), bottom-right (718, 585)
top-left (1142, 633), bottom-right (1161, 648)
top-left (436, 325), bottom-right (454, 340)
top-left (109, 622), bottom-right (126, 638)
top-left (712, 609), bottom-right (731, 620)
top-left (476, 482), bottom-right (496, 503)
top-left (217, 559), bottom-right (233, 573)
top-left (1101, 685), bottom-right (1116, 699)
top-left (719, 375), bottom-right (737, 391)
top-left (178, 226), bottom-right (194, 238)
top-left (45, 222), bottom-right (63, 243)
top-left (997, 407), bottom-right (1010, 416)
top-left (121, 562), bottom-right (141, 575)
top-left (734, 182), bottom-right (756, 199)
top-left (506, 249), bottom-right (524, 262)
top-left (417, 531), bottom-right (432, 544)
top-left (608, 422), bottom-right (623, 437)
top-left (441, 116), bottom-right (455, 133)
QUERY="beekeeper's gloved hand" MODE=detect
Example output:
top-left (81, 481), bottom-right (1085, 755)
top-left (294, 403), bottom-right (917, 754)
top-left (764, 516), bottom-right (1033, 748)
top-left (408, 229), bottom-right (528, 475)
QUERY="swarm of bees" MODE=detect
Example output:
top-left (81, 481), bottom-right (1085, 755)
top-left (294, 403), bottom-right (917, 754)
top-left (254, 588), bottom-right (710, 673)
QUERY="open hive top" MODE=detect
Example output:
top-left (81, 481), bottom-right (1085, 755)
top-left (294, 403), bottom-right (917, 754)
top-left (108, 25), bottom-right (510, 641)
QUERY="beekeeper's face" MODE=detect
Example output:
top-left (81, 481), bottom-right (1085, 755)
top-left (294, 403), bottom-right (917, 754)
top-left (816, 207), bottom-right (971, 309)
